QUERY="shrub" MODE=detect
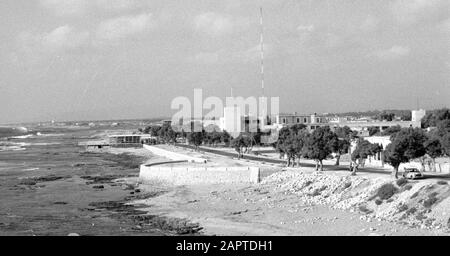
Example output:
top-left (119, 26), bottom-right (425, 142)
top-left (402, 184), bottom-right (413, 191)
top-left (396, 178), bottom-right (408, 187)
top-left (437, 180), bottom-right (448, 185)
top-left (398, 204), bottom-right (408, 212)
top-left (358, 205), bottom-right (373, 214)
top-left (343, 182), bottom-right (352, 189)
top-left (415, 212), bottom-right (427, 221)
top-left (406, 207), bottom-right (417, 215)
top-left (376, 183), bottom-right (398, 200)
top-left (375, 199), bottom-right (383, 205)
top-left (423, 193), bottom-right (439, 208)
top-left (311, 189), bottom-right (321, 197)
top-left (410, 191), bottom-right (420, 199)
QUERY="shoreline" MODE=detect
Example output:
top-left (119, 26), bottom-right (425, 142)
top-left (119, 147), bottom-right (450, 236)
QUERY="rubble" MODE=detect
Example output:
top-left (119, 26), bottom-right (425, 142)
top-left (261, 170), bottom-right (450, 230)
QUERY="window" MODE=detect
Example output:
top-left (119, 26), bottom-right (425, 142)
top-left (296, 118), bottom-right (300, 123)
top-left (282, 118), bottom-right (286, 124)
top-left (304, 118), bottom-right (307, 123)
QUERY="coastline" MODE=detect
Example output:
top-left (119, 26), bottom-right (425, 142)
top-left (119, 147), bottom-right (450, 236)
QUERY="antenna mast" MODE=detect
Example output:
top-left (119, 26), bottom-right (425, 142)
top-left (260, 7), bottom-right (265, 97)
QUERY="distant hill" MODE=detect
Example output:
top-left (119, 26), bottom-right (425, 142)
top-left (323, 109), bottom-right (413, 121)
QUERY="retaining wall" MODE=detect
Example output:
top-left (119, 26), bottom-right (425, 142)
top-left (143, 144), bottom-right (207, 163)
top-left (139, 165), bottom-right (261, 185)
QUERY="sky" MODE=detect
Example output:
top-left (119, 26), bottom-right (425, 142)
top-left (0, 0), bottom-right (449, 124)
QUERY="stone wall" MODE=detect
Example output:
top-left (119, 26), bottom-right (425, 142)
top-left (139, 165), bottom-right (261, 185)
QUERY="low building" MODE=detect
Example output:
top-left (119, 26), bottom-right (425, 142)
top-left (107, 134), bottom-right (154, 147)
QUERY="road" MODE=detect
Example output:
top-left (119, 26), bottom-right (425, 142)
top-left (175, 143), bottom-right (450, 181)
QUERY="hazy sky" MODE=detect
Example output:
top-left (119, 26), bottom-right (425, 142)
top-left (0, 0), bottom-right (449, 124)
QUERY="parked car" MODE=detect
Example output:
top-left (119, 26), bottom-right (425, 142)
top-left (402, 168), bottom-right (423, 180)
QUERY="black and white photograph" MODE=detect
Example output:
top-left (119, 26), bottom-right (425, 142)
top-left (0, 0), bottom-right (449, 241)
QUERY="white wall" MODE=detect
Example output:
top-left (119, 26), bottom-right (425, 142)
top-left (143, 144), bottom-right (207, 163)
top-left (139, 165), bottom-right (261, 185)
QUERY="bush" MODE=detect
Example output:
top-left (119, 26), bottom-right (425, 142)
top-left (375, 199), bottom-right (383, 205)
top-left (415, 212), bottom-right (427, 221)
top-left (402, 184), bottom-right (413, 191)
top-left (406, 207), bottom-right (417, 215)
top-left (410, 191), bottom-right (420, 199)
top-left (437, 180), bottom-right (448, 185)
top-left (423, 193), bottom-right (439, 208)
top-left (358, 205), bottom-right (373, 214)
top-left (398, 204), bottom-right (408, 212)
top-left (396, 178), bottom-right (408, 187)
top-left (343, 181), bottom-right (352, 189)
top-left (376, 183), bottom-right (398, 200)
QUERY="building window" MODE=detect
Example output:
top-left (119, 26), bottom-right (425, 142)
top-left (282, 118), bottom-right (286, 124)
top-left (304, 118), bottom-right (307, 123)
top-left (296, 118), bottom-right (300, 123)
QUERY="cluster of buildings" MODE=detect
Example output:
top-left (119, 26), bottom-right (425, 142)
top-left (168, 107), bottom-right (426, 140)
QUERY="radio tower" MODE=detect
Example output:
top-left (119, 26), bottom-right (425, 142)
top-left (260, 7), bottom-right (265, 98)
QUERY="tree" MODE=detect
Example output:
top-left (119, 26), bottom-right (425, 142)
top-left (442, 133), bottom-right (450, 157)
top-left (331, 126), bottom-right (357, 166)
top-left (381, 125), bottom-right (401, 136)
top-left (221, 131), bottom-right (231, 146)
top-left (377, 112), bottom-right (395, 121)
top-left (187, 132), bottom-right (204, 150)
top-left (424, 137), bottom-right (443, 172)
top-left (231, 135), bottom-right (248, 159)
top-left (421, 108), bottom-right (450, 128)
top-left (158, 124), bottom-right (177, 143)
top-left (303, 126), bottom-right (337, 171)
top-left (351, 139), bottom-right (382, 174)
top-left (383, 128), bottom-right (427, 179)
top-left (275, 124), bottom-right (308, 167)
top-left (368, 126), bottom-right (380, 136)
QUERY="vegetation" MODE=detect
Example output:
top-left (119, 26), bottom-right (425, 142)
top-left (383, 128), bottom-right (427, 179)
top-left (423, 193), bottom-right (439, 208)
top-left (275, 124), bottom-right (308, 166)
top-left (375, 183), bottom-right (398, 200)
top-left (139, 108), bottom-right (450, 180)
top-left (351, 139), bottom-right (382, 171)
top-left (302, 127), bottom-right (337, 171)
top-left (396, 177), bottom-right (408, 187)
top-left (380, 125), bottom-right (401, 136)
top-left (421, 108), bottom-right (450, 128)
top-left (331, 126), bottom-right (357, 165)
